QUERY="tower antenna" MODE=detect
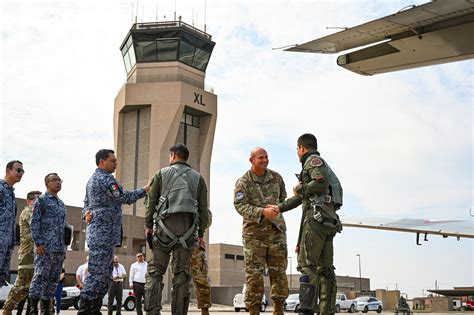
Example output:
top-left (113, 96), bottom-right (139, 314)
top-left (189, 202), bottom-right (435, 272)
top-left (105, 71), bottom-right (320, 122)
top-left (174, 0), bottom-right (177, 21)
top-left (155, 0), bottom-right (158, 21)
top-left (135, 0), bottom-right (138, 23)
top-left (204, 0), bottom-right (207, 32)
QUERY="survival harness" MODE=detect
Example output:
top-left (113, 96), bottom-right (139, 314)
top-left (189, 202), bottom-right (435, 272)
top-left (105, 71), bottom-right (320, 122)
top-left (152, 165), bottom-right (200, 249)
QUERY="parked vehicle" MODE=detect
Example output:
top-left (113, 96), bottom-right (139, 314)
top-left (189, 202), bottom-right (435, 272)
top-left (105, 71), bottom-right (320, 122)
top-left (0, 282), bottom-right (13, 308)
top-left (102, 289), bottom-right (136, 312)
top-left (336, 293), bottom-right (357, 313)
top-left (454, 299), bottom-right (474, 311)
top-left (60, 286), bottom-right (135, 311)
top-left (284, 294), bottom-right (300, 312)
top-left (60, 286), bottom-right (81, 310)
top-left (355, 296), bottom-right (383, 313)
top-left (233, 293), bottom-right (267, 312)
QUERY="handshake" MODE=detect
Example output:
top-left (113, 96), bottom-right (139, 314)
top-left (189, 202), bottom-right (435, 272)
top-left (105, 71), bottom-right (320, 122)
top-left (263, 204), bottom-right (280, 219)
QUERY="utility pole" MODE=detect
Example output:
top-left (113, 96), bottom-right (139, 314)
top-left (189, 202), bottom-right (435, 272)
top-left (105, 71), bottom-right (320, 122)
top-left (356, 254), bottom-right (362, 292)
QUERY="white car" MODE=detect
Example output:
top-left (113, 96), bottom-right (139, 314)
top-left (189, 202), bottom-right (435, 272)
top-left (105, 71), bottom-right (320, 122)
top-left (0, 282), bottom-right (13, 308)
top-left (284, 294), bottom-right (300, 312)
top-left (233, 293), bottom-right (267, 312)
top-left (355, 296), bottom-right (383, 313)
top-left (102, 289), bottom-right (136, 312)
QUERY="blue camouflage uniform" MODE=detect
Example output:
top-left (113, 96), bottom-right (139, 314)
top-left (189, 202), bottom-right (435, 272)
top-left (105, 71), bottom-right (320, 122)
top-left (81, 168), bottom-right (146, 301)
top-left (29, 192), bottom-right (67, 300)
top-left (0, 179), bottom-right (17, 287)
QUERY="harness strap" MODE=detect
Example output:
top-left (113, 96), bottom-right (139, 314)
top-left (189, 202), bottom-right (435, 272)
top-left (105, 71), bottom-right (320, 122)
top-left (156, 219), bottom-right (197, 249)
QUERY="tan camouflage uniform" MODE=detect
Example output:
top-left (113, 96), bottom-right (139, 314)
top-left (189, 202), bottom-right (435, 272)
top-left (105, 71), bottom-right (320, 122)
top-left (234, 169), bottom-right (289, 309)
top-left (3, 206), bottom-right (35, 314)
top-left (190, 211), bottom-right (212, 309)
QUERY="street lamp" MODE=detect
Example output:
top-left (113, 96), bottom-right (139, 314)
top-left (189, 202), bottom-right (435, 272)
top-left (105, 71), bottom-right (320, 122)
top-left (356, 254), bottom-right (362, 292)
top-left (288, 256), bottom-right (293, 289)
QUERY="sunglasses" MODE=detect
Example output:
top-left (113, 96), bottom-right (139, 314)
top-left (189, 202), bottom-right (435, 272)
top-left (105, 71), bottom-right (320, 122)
top-left (15, 168), bottom-right (25, 174)
top-left (49, 178), bottom-right (63, 183)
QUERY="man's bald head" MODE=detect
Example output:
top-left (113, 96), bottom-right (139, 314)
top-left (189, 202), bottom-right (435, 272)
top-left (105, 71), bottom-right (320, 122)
top-left (250, 147), bottom-right (267, 159)
top-left (249, 147), bottom-right (269, 176)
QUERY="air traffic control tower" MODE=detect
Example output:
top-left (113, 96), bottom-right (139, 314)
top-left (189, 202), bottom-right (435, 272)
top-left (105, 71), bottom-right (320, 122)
top-left (113, 21), bottom-right (216, 278)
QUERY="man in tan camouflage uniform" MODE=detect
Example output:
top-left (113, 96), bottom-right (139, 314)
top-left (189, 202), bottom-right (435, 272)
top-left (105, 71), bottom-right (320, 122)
top-left (3, 191), bottom-right (41, 315)
top-left (190, 211), bottom-right (212, 315)
top-left (234, 147), bottom-right (288, 315)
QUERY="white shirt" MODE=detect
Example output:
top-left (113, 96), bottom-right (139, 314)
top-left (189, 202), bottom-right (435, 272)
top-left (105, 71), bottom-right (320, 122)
top-left (111, 263), bottom-right (127, 281)
top-left (129, 261), bottom-right (147, 284)
top-left (76, 263), bottom-right (88, 282)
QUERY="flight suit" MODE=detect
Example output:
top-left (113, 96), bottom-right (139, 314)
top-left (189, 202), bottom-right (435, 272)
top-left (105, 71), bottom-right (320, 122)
top-left (234, 169), bottom-right (289, 312)
top-left (144, 161), bottom-right (209, 315)
top-left (279, 151), bottom-right (342, 315)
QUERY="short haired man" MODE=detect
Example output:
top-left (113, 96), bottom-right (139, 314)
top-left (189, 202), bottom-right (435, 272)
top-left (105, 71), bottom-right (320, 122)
top-left (129, 253), bottom-right (147, 315)
top-left (2, 190), bottom-right (41, 315)
top-left (277, 133), bottom-right (343, 314)
top-left (76, 256), bottom-right (89, 289)
top-left (0, 160), bottom-right (24, 288)
top-left (108, 256), bottom-right (126, 315)
top-left (78, 149), bottom-right (151, 314)
top-left (234, 148), bottom-right (288, 315)
top-left (144, 144), bottom-right (209, 315)
top-left (29, 173), bottom-right (68, 315)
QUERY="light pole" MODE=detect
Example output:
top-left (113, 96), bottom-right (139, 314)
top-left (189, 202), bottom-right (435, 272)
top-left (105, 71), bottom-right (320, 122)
top-left (356, 254), bottom-right (362, 292)
top-left (288, 256), bottom-right (293, 289)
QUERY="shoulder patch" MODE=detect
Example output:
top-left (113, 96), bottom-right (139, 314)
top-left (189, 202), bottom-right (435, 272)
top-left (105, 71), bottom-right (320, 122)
top-left (108, 183), bottom-right (122, 198)
top-left (310, 157), bottom-right (323, 167)
top-left (235, 191), bottom-right (244, 201)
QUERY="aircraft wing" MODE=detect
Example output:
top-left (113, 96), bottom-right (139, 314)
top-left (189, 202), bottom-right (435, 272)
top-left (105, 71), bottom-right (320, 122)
top-left (340, 216), bottom-right (473, 244)
top-left (285, 0), bottom-right (474, 75)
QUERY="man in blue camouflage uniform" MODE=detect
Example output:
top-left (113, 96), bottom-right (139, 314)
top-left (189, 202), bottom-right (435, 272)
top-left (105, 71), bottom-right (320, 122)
top-left (79, 149), bottom-right (151, 315)
top-left (0, 160), bottom-right (24, 288)
top-left (29, 173), bottom-right (68, 315)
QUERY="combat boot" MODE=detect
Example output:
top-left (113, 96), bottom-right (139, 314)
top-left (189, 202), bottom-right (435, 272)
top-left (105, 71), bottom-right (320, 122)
top-left (29, 298), bottom-right (40, 315)
top-left (91, 298), bottom-right (103, 315)
top-left (2, 309), bottom-right (12, 315)
top-left (273, 301), bottom-right (284, 315)
top-left (77, 296), bottom-right (92, 314)
top-left (40, 299), bottom-right (51, 315)
top-left (201, 307), bottom-right (209, 315)
top-left (249, 304), bottom-right (261, 315)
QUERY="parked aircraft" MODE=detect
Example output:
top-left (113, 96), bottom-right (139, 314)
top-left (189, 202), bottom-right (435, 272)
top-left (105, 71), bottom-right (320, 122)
top-left (284, 0), bottom-right (474, 75)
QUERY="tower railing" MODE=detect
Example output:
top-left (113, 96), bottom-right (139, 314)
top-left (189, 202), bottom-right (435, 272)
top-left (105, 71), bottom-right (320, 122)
top-left (118, 74), bottom-right (214, 94)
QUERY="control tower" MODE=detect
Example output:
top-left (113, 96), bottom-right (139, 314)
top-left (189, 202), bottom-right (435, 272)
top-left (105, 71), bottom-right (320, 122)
top-left (113, 21), bottom-right (217, 300)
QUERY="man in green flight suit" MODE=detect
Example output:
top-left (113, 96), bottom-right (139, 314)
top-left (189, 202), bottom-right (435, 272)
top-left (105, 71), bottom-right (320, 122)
top-left (144, 143), bottom-right (209, 315)
top-left (277, 133), bottom-right (343, 315)
top-left (234, 147), bottom-right (289, 315)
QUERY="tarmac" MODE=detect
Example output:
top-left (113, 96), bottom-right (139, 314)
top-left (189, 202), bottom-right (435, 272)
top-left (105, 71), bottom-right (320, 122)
top-left (53, 304), bottom-right (470, 315)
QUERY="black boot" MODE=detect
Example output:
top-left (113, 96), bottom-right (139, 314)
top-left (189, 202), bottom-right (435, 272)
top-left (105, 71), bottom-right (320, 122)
top-left (91, 298), bottom-right (103, 315)
top-left (28, 298), bottom-right (40, 315)
top-left (40, 300), bottom-right (51, 315)
top-left (77, 297), bottom-right (92, 315)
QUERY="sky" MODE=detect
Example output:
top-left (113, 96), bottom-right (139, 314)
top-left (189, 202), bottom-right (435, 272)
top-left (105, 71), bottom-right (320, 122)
top-left (1, 0), bottom-right (473, 299)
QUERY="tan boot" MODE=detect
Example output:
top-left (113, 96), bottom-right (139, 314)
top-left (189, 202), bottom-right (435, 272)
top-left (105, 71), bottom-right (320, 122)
top-left (249, 304), bottom-right (261, 315)
top-left (2, 310), bottom-right (13, 315)
top-left (273, 301), bottom-right (284, 315)
top-left (201, 307), bottom-right (209, 315)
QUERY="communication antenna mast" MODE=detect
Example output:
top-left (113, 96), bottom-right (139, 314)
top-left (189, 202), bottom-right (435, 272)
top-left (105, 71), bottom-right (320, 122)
top-left (174, 0), bottom-right (177, 21)
top-left (155, 1), bottom-right (158, 21)
top-left (135, 0), bottom-right (139, 23)
top-left (204, 0), bottom-right (207, 32)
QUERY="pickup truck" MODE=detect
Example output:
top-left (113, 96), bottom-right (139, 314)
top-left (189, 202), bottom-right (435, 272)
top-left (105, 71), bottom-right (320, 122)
top-left (335, 293), bottom-right (356, 313)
